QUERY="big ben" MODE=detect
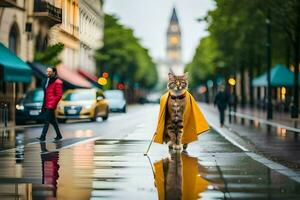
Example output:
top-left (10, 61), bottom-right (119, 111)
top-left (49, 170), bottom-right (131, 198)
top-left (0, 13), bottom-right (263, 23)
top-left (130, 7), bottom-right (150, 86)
top-left (167, 7), bottom-right (181, 64)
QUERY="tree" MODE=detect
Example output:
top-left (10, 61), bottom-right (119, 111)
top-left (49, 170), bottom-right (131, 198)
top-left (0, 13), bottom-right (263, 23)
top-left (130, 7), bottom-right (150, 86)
top-left (34, 43), bottom-right (64, 66)
top-left (268, 0), bottom-right (300, 117)
top-left (187, 0), bottom-right (291, 107)
top-left (95, 14), bottom-right (157, 91)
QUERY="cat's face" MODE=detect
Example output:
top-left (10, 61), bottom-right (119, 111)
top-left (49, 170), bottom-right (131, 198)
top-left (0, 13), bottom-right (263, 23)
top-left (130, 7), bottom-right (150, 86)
top-left (167, 72), bottom-right (188, 95)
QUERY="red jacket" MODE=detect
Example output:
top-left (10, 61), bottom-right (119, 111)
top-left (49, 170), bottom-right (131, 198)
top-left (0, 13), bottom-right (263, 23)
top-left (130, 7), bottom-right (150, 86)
top-left (45, 78), bottom-right (63, 109)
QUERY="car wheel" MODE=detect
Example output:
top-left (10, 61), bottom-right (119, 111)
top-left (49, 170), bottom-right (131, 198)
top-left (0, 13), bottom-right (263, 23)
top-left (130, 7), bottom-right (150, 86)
top-left (122, 106), bottom-right (126, 113)
top-left (92, 110), bottom-right (97, 122)
top-left (102, 107), bottom-right (109, 121)
top-left (16, 120), bottom-right (25, 125)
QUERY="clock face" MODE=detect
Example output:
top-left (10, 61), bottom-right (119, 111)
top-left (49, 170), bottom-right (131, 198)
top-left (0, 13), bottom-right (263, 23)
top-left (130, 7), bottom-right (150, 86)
top-left (171, 25), bottom-right (178, 32)
top-left (170, 36), bottom-right (179, 44)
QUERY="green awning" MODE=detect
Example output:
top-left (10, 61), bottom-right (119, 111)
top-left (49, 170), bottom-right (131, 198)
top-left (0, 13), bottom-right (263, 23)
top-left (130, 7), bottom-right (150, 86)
top-left (0, 43), bottom-right (32, 83)
top-left (252, 64), bottom-right (299, 87)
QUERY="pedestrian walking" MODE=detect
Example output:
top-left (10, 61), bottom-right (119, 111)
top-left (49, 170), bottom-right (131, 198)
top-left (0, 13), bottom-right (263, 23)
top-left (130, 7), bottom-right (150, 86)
top-left (228, 92), bottom-right (238, 123)
top-left (214, 84), bottom-right (229, 127)
top-left (37, 67), bottom-right (63, 142)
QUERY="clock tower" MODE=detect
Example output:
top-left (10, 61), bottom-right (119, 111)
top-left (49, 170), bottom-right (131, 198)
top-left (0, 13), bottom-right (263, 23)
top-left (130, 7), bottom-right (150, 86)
top-left (167, 7), bottom-right (181, 64)
top-left (156, 7), bottom-right (184, 86)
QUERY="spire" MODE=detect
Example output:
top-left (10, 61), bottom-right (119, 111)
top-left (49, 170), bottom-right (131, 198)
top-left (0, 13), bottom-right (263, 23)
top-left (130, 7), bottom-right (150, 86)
top-left (170, 7), bottom-right (178, 23)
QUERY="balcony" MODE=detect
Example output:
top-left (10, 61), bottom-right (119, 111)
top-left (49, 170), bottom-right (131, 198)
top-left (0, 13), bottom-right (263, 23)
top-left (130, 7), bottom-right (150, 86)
top-left (0, 0), bottom-right (24, 10)
top-left (33, 0), bottom-right (62, 26)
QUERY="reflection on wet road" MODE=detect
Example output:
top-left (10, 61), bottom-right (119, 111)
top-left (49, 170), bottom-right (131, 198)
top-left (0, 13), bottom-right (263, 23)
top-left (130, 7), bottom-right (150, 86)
top-left (153, 152), bottom-right (210, 200)
top-left (0, 128), bottom-right (300, 199)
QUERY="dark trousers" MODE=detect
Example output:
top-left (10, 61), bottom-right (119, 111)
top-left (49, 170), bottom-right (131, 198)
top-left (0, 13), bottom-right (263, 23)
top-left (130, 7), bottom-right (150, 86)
top-left (219, 108), bottom-right (225, 125)
top-left (41, 108), bottom-right (62, 139)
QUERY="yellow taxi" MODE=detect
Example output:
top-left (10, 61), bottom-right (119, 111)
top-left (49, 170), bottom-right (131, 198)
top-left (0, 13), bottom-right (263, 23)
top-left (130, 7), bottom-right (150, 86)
top-left (56, 88), bottom-right (109, 122)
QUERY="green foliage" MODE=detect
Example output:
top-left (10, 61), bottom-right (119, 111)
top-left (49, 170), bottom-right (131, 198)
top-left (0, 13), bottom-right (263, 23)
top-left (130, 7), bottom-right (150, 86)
top-left (186, 0), bottom-right (299, 88)
top-left (34, 43), bottom-right (64, 66)
top-left (185, 36), bottom-right (221, 88)
top-left (95, 14), bottom-right (158, 90)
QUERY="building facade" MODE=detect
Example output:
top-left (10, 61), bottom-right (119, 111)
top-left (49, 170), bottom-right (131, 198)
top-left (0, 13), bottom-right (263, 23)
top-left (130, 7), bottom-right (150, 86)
top-left (78, 0), bottom-right (104, 75)
top-left (49, 0), bottom-right (80, 70)
top-left (0, 0), bottom-right (33, 124)
top-left (0, 0), bottom-right (103, 125)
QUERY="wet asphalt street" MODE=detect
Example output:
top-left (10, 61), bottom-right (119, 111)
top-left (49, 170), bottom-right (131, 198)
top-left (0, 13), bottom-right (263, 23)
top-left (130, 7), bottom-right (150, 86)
top-left (0, 104), bottom-right (300, 199)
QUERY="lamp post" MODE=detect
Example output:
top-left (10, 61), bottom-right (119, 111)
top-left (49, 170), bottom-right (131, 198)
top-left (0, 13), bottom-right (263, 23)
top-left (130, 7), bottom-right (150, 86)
top-left (228, 77), bottom-right (236, 123)
top-left (266, 8), bottom-right (273, 120)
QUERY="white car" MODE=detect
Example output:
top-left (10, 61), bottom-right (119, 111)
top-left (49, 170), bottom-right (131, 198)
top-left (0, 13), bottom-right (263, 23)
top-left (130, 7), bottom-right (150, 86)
top-left (104, 90), bottom-right (127, 113)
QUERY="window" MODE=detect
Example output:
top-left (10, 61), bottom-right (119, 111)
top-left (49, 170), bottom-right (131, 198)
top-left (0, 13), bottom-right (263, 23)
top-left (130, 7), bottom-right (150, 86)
top-left (8, 23), bottom-right (20, 54)
top-left (63, 90), bottom-right (95, 101)
top-left (35, 31), bottom-right (42, 51)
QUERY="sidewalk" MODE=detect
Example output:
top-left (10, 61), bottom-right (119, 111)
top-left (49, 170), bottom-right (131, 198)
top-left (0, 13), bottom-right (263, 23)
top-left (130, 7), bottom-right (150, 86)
top-left (200, 103), bottom-right (300, 171)
top-left (235, 106), bottom-right (300, 130)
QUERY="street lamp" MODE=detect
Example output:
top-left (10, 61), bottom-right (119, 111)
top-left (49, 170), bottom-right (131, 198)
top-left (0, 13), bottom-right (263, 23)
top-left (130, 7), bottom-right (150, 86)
top-left (266, 8), bottom-right (273, 120)
top-left (228, 78), bottom-right (236, 86)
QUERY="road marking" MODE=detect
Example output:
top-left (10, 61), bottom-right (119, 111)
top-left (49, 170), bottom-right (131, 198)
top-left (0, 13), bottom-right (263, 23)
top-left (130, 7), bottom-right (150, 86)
top-left (40, 135), bottom-right (103, 154)
top-left (0, 136), bottom-right (100, 153)
top-left (209, 122), bottom-right (249, 152)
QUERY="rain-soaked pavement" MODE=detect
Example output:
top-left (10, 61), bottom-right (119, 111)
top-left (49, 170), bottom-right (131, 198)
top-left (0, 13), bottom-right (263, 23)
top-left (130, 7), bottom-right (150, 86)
top-left (0, 105), bottom-right (300, 199)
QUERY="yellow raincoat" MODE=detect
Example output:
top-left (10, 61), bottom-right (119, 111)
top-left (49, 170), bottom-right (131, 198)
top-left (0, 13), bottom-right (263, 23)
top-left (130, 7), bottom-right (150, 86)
top-left (154, 91), bottom-right (209, 145)
top-left (154, 153), bottom-right (210, 200)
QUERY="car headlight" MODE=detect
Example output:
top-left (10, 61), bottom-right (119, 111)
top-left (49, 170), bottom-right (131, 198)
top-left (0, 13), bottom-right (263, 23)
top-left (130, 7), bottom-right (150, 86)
top-left (16, 104), bottom-right (24, 111)
top-left (84, 105), bottom-right (92, 110)
top-left (57, 105), bottom-right (64, 111)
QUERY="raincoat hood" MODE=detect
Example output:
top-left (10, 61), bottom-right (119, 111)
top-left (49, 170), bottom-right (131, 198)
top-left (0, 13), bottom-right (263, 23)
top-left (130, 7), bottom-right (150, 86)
top-left (154, 91), bottom-right (209, 144)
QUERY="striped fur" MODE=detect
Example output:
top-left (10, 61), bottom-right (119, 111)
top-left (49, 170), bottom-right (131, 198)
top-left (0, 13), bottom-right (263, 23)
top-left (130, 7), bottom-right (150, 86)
top-left (165, 72), bottom-right (188, 150)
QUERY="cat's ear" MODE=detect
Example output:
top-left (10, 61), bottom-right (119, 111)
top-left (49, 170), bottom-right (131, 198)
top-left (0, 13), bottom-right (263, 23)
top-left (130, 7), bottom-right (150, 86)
top-left (168, 68), bottom-right (175, 79)
top-left (168, 72), bottom-right (175, 79)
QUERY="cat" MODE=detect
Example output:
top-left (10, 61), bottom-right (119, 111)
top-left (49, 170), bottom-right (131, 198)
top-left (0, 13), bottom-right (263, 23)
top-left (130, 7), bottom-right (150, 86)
top-left (164, 71), bottom-right (188, 151)
top-left (163, 152), bottom-right (182, 200)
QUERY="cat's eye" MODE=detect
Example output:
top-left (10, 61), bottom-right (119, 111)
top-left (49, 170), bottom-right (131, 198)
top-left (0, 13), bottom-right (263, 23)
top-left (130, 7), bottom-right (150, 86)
top-left (168, 82), bottom-right (175, 88)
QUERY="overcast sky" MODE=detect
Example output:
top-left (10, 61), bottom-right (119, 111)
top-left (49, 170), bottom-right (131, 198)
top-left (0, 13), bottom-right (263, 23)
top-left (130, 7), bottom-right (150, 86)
top-left (103, 0), bottom-right (215, 63)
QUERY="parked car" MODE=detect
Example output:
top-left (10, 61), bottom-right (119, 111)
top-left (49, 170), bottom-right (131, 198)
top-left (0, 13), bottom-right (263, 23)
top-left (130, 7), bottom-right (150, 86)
top-left (146, 92), bottom-right (161, 104)
top-left (104, 90), bottom-right (127, 113)
top-left (15, 88), bottom-right (44, 125)
top-left (56, 88), bottom-right (109, 122)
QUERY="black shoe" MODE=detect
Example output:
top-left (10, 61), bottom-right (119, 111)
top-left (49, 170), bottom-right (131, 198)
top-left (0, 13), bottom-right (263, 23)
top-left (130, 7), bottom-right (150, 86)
top-left (183, 144), bottom-right (188, 150)
top-left (53, 136), bottom-right (62, 141)
top-left (36, 137), bottom-right (45, 142)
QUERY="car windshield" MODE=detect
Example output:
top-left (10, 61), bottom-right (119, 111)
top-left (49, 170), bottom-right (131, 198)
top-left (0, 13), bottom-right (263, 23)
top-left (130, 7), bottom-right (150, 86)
top-left (24, 90), bottom-right (44, 103)
top-left (105, 91), bottom-right (124, 99)
top-left (63, 90), bottom-right (95, 101)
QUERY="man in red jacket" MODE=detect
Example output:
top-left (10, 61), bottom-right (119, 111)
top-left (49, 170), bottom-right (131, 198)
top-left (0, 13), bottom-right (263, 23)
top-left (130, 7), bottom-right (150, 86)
top-left (37, 67), bottom-right (63, 142)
